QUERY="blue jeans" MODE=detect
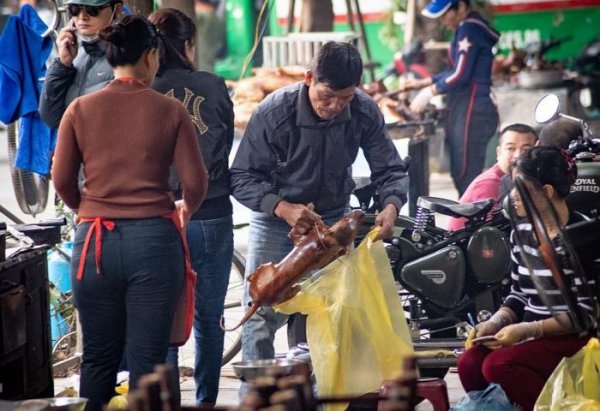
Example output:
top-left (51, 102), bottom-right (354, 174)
top-left (240, 208), bottom-right (346, 393)
top-left (72, 218), bottom-right (184, 411)
top-left (166, 216), bottom-right (234, 405)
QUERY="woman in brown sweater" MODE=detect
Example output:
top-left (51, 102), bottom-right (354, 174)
top-left (51, 15), bottom-right (208, 411)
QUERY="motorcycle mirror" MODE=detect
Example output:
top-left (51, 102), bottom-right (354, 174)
top-left (534, 94), bottom-right (595, 139)
top-left (534, 94), bottom-right (561, 124)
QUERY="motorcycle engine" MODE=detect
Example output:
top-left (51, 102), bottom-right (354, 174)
top-left (399, 245), bottom-right (465, 309)
top-left (568, 162), bottom-right (600, 216)
top-left (467, 226), bottom-right (511, 284)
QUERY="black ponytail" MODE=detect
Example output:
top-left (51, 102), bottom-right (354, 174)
top-left (148, 8), bottom-right (195, 75)
top-left (99, 15), bottom-right (159, 67)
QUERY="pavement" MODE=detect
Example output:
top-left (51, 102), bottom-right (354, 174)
top-left (0, 125), bottom-right (466, 409)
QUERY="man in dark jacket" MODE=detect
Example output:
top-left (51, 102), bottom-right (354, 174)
top-left (230, 42), bottom-right (409, 378)
top-left (406, 0), bottom-right (499, 196)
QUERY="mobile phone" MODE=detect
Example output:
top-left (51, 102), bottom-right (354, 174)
top-left (471, 335), bottom-right (497, 344)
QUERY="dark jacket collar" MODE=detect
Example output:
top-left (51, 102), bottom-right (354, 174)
top-left (296, 83), bottom-right (352, 127)
top-left (81, 39), bottom-right (106, 57)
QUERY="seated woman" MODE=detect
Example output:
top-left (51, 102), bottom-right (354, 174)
top-left (457, 146), bottom-right (597, 411)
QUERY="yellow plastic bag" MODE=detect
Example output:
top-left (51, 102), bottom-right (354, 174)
top-left (535, 337), bottom-right (600, 411)
top-left (276, 228), bottom-right (414, 411)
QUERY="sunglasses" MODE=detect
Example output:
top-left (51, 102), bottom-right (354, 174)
top-left (67, 3), bottom-right (112, 17)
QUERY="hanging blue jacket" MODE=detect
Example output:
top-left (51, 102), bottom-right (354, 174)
top-left (0, 4), bottom-right (56, 175)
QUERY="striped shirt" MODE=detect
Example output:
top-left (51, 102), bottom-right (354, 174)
top-left (503, 211), bottom-right (598, 328)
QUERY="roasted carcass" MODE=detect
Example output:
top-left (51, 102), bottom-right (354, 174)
top-left (222, 210), bottom-right (365, 331)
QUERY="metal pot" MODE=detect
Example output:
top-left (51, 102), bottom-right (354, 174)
top-left (39, 398), bottom-right (88, 411)
top-left (517, 69), bottom-right (564, 89)
top-left (3, 398), bottom-right (87, 411)
top-left (231, 358), bottom-right (307, 382)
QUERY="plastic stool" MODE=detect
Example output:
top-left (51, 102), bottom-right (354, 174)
top-left (416, 377), bottom-right (450, 411)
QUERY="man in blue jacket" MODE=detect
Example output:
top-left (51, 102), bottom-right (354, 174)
top-left (230, 42), bottom-right (409, 380)
top-left (406, 0), bottom-right (499, 196)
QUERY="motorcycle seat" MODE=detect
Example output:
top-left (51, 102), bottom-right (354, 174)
top-left (417, 196), bottom-right (494, 219)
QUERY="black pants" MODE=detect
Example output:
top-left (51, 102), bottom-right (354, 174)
top-left (446, 86), bottom-right (498, 196)
top-left (71, 218), bottom-right (184, 411)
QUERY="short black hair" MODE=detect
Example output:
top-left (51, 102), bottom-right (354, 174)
top-left (498, 123), bottom-right (538, 145)
top-left (511, 146), bottom-right (577, 198)
top-left (310, 41), bottom-right (363, 90)
top-left (539, 118), bottom-right (582, 149)
top-left (99, 15), bottom-right (159, 67)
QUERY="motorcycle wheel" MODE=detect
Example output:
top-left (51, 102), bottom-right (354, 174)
top-left (7, 120), bottom-right (49, 216)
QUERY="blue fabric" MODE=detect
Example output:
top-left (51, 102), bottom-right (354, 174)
top-left (432, 12), bottom-right (499, 98)
top-left (422, 0), bottom-right (457, 18)
top-left (166, 215), bottom-right (234, 405)
top-left (445, 89), bottom-right (498, 195)
top-left (452, 383), bottom-right (518, 411)
top-left (0, 4), bottom-right (56, 175)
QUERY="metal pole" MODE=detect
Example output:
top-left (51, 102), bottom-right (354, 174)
top-left (0, 204), bottom-right (25, 224)
top-left (405, 0), bottom-right (416, 48)
top-left (352, 0), bottom-right (376, 81)
top-left (345, 0), bottom-right (356, 32)
top-left (287, 0), bottom-right (296, 34)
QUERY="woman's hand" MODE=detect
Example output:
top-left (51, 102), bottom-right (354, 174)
top-left (475, 319), bottom-right (504, 337)
top-left (410, 86), bottom-right (435, 113)
top-left (57, 20), bottom-right (78, 66)
top-left (493, 321), bottom-right (544, 347)
top-left (475, 307), bottom-right (516, 337)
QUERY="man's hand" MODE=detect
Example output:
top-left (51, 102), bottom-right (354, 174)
top-left (274, 200), bottom-right (323, 234)
top-left (57, 20), bottom-right (78, 67)
top-left (373, 204), bottom-right (398, 241)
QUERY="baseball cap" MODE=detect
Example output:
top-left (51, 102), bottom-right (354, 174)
top-left (421, 0), bottom-right (458, 19)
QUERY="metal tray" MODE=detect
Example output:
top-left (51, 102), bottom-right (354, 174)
top-left (386, 119), bottom-right (436, 139)
top-left (231, 358), bottom-right (307, 382)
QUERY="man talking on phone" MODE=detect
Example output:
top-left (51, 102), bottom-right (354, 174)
top-left (39, 0), bottom-right (123, 128)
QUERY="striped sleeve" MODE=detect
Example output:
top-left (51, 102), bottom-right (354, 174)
top-left (503, 220), bottom-right (599, 326)
top-left (434, 25), bottom-right (479, 94)
top-left (503, 229), bottom-right (527, 320)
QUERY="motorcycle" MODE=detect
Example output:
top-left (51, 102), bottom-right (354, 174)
top-left (351, 183), bottom-right (513, 377)
top-left (534, 93), bottom-right (600, 216)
